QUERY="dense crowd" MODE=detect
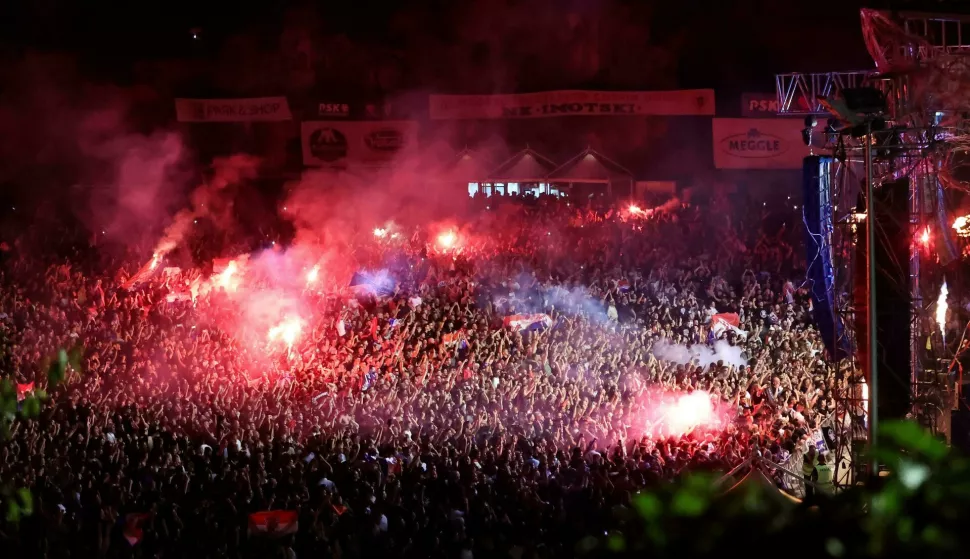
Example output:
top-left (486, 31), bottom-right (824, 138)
top-left (0, 193), bottom-right (845, 558)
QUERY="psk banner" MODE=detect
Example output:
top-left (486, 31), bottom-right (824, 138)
top-left (175, 97), bottom-right (292, 122)
top-left (712, 118), bottom-right (812, 170)
top-left (429, 89), bottom-right (715, 120)
top-left (741, 92), bottom-right (782, 117)
top-left (301, 121), bottom-right (418, 167)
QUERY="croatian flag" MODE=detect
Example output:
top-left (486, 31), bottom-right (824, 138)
top-left (16, 382), bottom-right (34, 402)
top-left (615, 279), bottom-right (631, 292)
top-left (503, 314), bottom-right (553, 331)
top-left (350, 270), bottom-right (396, 297)
top-left (710, 313), bottom-right (747, 339)
top-left (248, 511), bottom-right (299, 538)
top-left (442, 330), bottom-right (467, 347)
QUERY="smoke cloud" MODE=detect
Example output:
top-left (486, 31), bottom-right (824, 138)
top-left (651, 339), bottom-right (747, 369)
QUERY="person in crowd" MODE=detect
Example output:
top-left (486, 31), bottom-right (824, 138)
top-left (0, 193), bottom-right (846, 558)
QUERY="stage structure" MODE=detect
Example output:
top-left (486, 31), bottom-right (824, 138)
top-left (779, 9), bottom-right (970, 487)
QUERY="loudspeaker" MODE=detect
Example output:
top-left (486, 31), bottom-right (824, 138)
top-left (951, 410), bottom-right (970, 454)
top-left (855, 178), bottom-right (912, 422)
top-left (872, 178), bottom-right (912, 421)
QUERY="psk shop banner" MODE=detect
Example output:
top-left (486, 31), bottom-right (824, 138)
top-left (712, 118), bottom-right (811, 170)
top-left (175, 97), bottom-right (292, 123)
top-left (429, 89), bottom-right (715, 120)
top-left (301, 121), bottom-right (419, 167)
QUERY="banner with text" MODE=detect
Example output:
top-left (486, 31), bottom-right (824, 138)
top-left (301, 120), bottom-right (419, 167)
top-left (712, 118), bottom-right (811, 170)
top-left (175, 97), bottom-right (292, 123)
top-left (429, 90), bottom-right (715, 120)
top-left (741, 92), bottom-right (781, 117)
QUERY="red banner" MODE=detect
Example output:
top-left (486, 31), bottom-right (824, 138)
top-left (429, 90), bottom-right (715, 120)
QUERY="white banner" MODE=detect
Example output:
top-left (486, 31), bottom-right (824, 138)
top-left (301, 121), bottom-right (419, 167)
top-left (712, 118), bottom-right (812, 170)
top-left (429, 89), bottom-right (714, 120)
top-left (175, 97), bottom-right (292, 123)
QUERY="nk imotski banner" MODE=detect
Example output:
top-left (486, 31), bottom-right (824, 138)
top-left (175, 97), bottom-right (293, 122)
top-left (429, 90), bottom-right (715, 119)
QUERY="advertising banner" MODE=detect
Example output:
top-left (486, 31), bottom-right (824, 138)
top-left (712, 118), bottom-right (811, 170)
top-left (175, 97), bottom-right (292, 123)
top-left (741, 92), bottom-right (782, 117)
top-left (429, 89), bottom-right (714, 120)
top-left (301, 120), bottom-right (419, 167)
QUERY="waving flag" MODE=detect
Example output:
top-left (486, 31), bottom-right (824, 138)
top-left (503, 314), bottom-right (553, 331)
top-left (16, 382), bottom-right (34, 402)
top-left (615, 279), bottom-right (631, 292)
top-left (442, 330), bottom-right (467, 347)
top-left (710, 313), bottom-right (747, 339)
top-left (350, 270), bottom-right (396, 297)
top-left (248, 511), bottom-right (299, 538)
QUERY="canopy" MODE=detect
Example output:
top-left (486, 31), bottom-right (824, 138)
top-left (441, 147), bottom-right (491, 184)
top-left (547, 147), bottom-right (634, 184)
top-left (487, 147), bottom-right (558, 183)
top-left (724, 468), bottom-right (802, 504)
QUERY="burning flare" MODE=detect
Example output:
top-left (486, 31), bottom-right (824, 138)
top-left (937, 279), bottom-right (948, 338)
top-left (437, 230), bottom-right (457, 250)
top-left (306, 264), bottom-right (320, 285)
top-left (954, 215), bottom-right (970, 237)
top-left (215, 260), bottom-right (240, 292)
top-left (268, 316), bottom-right (304, 349)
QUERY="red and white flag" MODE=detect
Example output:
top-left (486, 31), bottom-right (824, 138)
top-left (16, 382), bottom-right (34, 402)
top-left (442, 330), bottom-right (466, 347)
top-left (123, 513), bottom-right (150, 546)
top-left (503, 314), bottom-right (553, 331)
top-left (710, 313), bottom-right (747, 339)
top-left (248, 511), bottom-right (299, 538)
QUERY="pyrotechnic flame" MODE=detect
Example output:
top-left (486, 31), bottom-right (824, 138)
top-left (306, 264), bottom-right (320, 285)
top-left (628, 204), bottom-right (643, 214)
top-left (268, 316), bottom-right (303, 349)
top-left (374, 228), bottom-right (388, 239)
top-left (954, 215), bottom-right (970, 237)
top-left (662, 391), bottom-right (718, 436)
top-left (149, 252), bottom-right (162, 270)
top-left (215, 260), bottom-right (239, 292)
top-left (437, 230), bottom-right (457, 250)
top-left (937, 279), bottom-right (948, 338)
top-left (919, 227), bottom-right (931, 246)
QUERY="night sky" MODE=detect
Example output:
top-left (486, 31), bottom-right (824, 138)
top-left (0, 0), bottom-right (888, 91)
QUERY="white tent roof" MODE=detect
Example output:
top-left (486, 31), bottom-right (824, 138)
top-left (487, 147), bottom-right (558, 182)
top-left (547, 147), bottom-right (634, 183)
top-left (441, 148), bottom-right (492, 183)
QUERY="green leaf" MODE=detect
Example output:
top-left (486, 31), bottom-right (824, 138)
top-left (633, 492), bottom-right (662, 520)
top-left (879, 420), bottom-right (948, 461)
top-left (67, 344), bottom-right (84, 373)
top-left (5, 500), bottom-right (20, 523)
top-left (21, 396), bottom-right (40, 418)
top-left (607, 533), bottom-right (626, 552)
top-left (671, 489), bottom-right (707, 517)
top-left (16, 488), bottom-right (32, 516)
top-left (0, 379), bottom-right (13, 400)
top-left (47, 357), bottom-right (65, 386)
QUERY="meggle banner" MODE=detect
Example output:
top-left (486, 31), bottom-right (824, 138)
top-left (712, 118), bottom-right (812, 170)
top-left (301, 120), bottom-right (419, 167)
top-left (175, 97), bottom-right (292, 123)
top-left (429, 89), bottom-right (715, 119)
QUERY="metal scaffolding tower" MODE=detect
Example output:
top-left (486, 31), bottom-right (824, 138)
top-left (776, 9), bottom-right (970, 485)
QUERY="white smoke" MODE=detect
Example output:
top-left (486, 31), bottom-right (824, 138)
top-left (651, 339), bottom-right (747, 369)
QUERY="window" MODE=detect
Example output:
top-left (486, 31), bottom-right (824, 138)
top-left (507, 182), bottom-right (520, 194)
top-left (468, 182), bottom-right (479, 197)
